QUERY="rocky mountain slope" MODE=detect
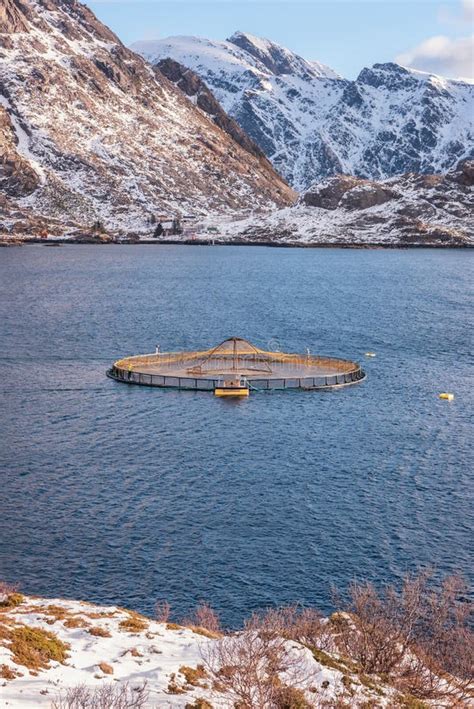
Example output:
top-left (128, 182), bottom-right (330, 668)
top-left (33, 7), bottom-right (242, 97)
top-left (166, 160), bottom-right (474, 247)
top-left (134, 32), bottom-right (474, 191)
top-left (0, 2), bottom-right (294, 237)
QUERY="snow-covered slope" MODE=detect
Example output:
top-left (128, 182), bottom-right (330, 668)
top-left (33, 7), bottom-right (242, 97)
top-left (0, 3), bottom-right (294, 235)
top-left (0, 594), bottom-right (446, 707)
top-left (133, 33), bottom-right (474, 191)
top-left (162, 160), bottom-right (474, 247)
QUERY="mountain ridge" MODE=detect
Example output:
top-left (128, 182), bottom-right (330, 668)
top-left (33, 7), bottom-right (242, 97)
top-left (133, 33), bottom-right (474, 191)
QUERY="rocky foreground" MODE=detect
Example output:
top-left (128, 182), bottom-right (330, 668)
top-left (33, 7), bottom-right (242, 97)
top-left (0, 589), bottom-right (471, 708)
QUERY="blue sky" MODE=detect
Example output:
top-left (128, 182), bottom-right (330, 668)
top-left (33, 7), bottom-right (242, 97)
top-left (87, 0), bottom-right (474, 79)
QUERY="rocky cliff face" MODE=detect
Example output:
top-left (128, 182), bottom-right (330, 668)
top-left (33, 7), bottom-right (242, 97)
top-left (134, 33), bottom-right (474, 191)
top-left (0, 2), bottom-right (295, 236)
top-left (156, 57), bottom-right (266, 163)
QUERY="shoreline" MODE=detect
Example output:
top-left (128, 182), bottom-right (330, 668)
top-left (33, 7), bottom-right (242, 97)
top-left (1, 238), bottom-right (473, 249)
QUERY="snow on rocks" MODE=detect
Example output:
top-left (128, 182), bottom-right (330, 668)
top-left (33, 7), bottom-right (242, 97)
top-left (162, 161), bottom-right (473, 248)
top-left (134, 34), bottom-right (474, 191)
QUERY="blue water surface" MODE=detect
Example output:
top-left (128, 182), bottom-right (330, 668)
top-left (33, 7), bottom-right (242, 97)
top-left (0, 245), bottom-right (472, 625)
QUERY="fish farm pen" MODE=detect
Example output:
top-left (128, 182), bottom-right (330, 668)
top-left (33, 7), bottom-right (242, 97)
top-left (107, 337), bottom-right (366, 392)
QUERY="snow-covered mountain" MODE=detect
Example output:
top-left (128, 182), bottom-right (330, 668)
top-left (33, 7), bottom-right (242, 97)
top-left (133, 32), bottom-right (474, 191)
top-left (0, 4), bottom-right (294, 236)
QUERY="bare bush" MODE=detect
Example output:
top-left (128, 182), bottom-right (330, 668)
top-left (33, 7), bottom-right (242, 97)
top-left (184, 602), bottom-right (221, 635)
top-left (334, 571), bottom-right (474, 703)
top-left (249, 604), bottom-right (332, 652)
top-left (51, 681), bottom-right (148, 709)
top-left (202, 611), bottom-right (310, 708)
top-left (154, 600), bottom-right (171, 623)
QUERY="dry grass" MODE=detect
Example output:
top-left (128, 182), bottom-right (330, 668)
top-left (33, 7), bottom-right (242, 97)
top-left (38, 605), bottom-right (70, 621)
top-left (9, 626), bottom-right (69, 670)
top-left (167, 672), bottom-right (187, 694)
top-left (185, 700), bottom-right (213, 709)
top-left (63, 616), bottom-right (89, 629)
top-left (87, 626), bottom-right (112, 638)
top-left (166, 622), bottom-right (182, 631)
top-left (0, 663), bottom-right (22, 680)
top-left (118, 616), bottom-right (148, 633)
top-left (0, 593), bottom-right (24, 610)
top-left (98, 661), bottom-right (113, 674)
top-left (179, 664), bottom-right (207, 686)
top-left (190, 626), bottom-right (221, 639)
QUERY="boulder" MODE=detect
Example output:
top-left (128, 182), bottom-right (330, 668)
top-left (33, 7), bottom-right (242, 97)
top-left (302, 175), bottom-right (364, 209)
top-left (341, 184), bottom-right (398, 210)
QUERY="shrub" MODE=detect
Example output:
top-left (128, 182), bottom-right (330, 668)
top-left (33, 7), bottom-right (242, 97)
top-left (184, 602), bottom-right (221, 636)
top-left (335, 571), bottom-right (474, 703)
top-left (274, 684), bottom-right (312, 708)
top-left (51, 681), bottom-right (148, 708)
top-left (154, 600), bottom-right (171, 623)
top-left (203, 612), bottom-right (308, 709)
top-left (0, 580), bottom-right (23, 610)
top-left (9, 626), bottom-right (69, 670)
top-left (250, 604), bottom-right (330, 651)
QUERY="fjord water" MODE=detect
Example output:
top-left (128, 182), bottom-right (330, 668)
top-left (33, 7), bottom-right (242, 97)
top-left (0, 245), bottom-right (472, 625)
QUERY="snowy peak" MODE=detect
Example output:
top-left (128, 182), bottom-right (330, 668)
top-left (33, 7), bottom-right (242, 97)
top-left (227, 30), bottom-right (340, 79)
top-left (134, 32), bottom-right (474, 190)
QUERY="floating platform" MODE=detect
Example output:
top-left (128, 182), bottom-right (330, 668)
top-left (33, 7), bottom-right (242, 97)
top-left (107, 337), bottom-right (366, 392)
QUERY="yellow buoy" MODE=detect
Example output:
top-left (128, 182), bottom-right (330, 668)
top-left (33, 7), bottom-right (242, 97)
top-left (439, 393), bottom-right (454, 401)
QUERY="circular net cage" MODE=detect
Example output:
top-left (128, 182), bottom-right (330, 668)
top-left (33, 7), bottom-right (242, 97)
top-left (108, 337), bottom-right (366, 391)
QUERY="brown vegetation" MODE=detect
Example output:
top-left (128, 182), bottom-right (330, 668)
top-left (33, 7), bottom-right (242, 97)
top-left (0, 581), bottom-right (24, 611)
top-left (8, 626), bottom-right (69, 670)
top-left (179, 663), bottom-right (207, 687)
top-left (51, 682), bottom-right (149, 708)
top-left (98, 661), bottom-right (114, 675)
top-left (184, 602), bottom-right (222, 638)
top-left (0, 663), bottom-right (21, 679)
top-left (203, 610), bottom-right (310, 708)
top-left (154, 599), bottom-right (171, 623)
top-left (333, 571), bottom-right (473, 704)
top-left (118, 616), bottom-right (148, 633)
top-left (87, 626), bottom-right (112, 638)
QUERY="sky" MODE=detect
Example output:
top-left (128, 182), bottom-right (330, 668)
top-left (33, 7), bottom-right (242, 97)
top-left (86, 0), bottom-right (474, 80)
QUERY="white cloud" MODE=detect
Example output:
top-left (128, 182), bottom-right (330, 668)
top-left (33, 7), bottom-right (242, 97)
top-left (462, 0), bottom-right (474, 22)
top-left (396, 34), bottom-right (474, 80)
